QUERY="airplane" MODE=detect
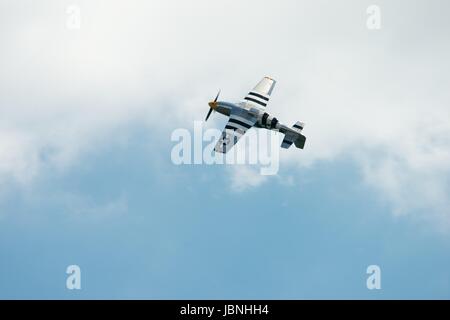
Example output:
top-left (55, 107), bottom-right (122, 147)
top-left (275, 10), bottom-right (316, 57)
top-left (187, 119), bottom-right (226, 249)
top-left (205, 77), bottom-right (306, 153)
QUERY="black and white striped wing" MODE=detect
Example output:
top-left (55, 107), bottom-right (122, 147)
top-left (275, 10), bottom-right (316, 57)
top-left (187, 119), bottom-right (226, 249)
top-left (214, 113), bottom-right (257, 153)
top-left (242, 77), bottom-right (276, 109)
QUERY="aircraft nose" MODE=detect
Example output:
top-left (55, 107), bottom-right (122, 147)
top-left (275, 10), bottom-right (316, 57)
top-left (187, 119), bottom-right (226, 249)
top-left (208, 101), bottom-right (217, 108)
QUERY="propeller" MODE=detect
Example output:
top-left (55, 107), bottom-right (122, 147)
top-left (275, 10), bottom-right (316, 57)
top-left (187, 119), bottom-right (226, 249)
top-left (205, 107), bottom-right (213, 122)
top-left (205, 90), bottom-right (220, 121)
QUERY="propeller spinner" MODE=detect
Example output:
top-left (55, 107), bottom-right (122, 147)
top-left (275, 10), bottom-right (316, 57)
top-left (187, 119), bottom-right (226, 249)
top-left (205, 90), bottom-right (220, 121)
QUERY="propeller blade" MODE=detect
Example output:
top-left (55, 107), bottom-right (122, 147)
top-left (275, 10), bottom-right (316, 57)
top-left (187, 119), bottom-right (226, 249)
top-left (205, 108), bottom-right (213, 121)
top-left (214, 90), bottom-right (221, 102)
top-left (205, 90), bottom-right (220, 121)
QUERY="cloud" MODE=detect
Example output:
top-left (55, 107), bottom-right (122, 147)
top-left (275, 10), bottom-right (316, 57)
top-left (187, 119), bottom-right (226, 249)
top-left (0, 130), bottom-right (40, 187)
top-left (357, 125), bottom-right (450, 228)
top-left (228, 166), bottom-right (268, 192)
top-left (1, 0), bottom-right (450, 226)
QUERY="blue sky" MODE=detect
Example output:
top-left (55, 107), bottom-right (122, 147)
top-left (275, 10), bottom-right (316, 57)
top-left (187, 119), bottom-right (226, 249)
top-left (1, 0), bottom-right (450, 299)
top-left (1, 125), bottom-right (449, 299)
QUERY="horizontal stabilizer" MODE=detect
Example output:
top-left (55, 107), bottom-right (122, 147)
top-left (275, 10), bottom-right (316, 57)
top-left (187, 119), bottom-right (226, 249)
top-left (281, 122), bottom-right (306, 149)
top-left (293, 121), bottom-right (305, 132)
top-left (281, 137), bottom-right (294, 149)
top-left (294, 133), bottom-right (306, 149)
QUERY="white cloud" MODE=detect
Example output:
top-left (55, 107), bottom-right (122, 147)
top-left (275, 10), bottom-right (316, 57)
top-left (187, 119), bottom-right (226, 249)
top-left (228, 166), bottom-right (268, 192)
top-left (0, 130), bottom-right (40, 187)
top-left (1, 0), bottom-right (450, 226)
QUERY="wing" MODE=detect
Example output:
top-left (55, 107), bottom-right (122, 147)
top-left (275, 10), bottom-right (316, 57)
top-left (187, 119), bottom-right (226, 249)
top-left (214, 110), bottom-right (257, 153)
top-left (242, 76), bottom-right (276, 109)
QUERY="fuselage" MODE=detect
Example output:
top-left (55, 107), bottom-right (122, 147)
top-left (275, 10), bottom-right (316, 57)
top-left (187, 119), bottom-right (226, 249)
top-left (213, 101), bottom-right (290, 134)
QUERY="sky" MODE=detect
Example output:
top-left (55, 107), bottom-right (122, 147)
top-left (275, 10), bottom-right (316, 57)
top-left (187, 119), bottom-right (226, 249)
top-left (0, 0), bottom-right (449, 299)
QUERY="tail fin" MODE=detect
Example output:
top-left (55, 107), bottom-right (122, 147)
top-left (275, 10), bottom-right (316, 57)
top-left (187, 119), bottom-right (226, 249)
top-left (281, 122), bottom-right (306, 149)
